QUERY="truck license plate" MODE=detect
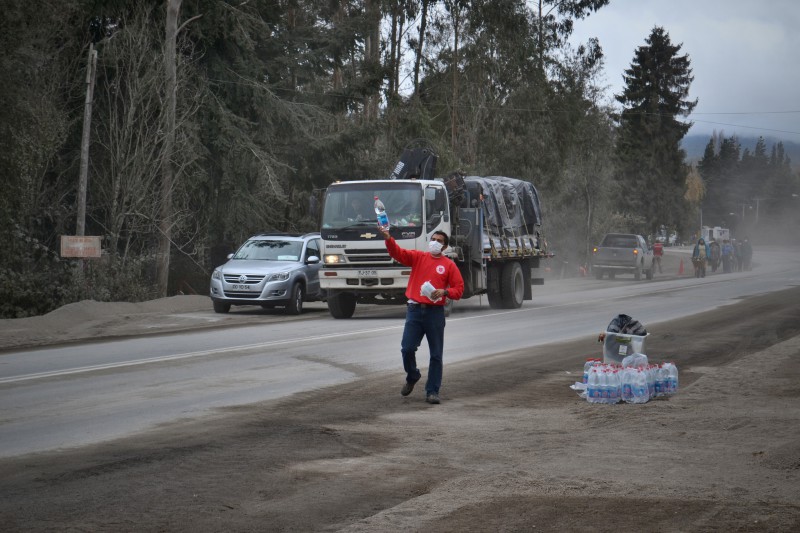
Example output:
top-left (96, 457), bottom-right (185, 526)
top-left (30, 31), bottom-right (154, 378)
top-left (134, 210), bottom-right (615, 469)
top-left (358, 270), bottom-right (377, 277)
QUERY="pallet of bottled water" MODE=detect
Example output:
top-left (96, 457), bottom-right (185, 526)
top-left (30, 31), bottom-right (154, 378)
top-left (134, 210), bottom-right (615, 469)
top-left (572, 354), bottom-right (678, 404)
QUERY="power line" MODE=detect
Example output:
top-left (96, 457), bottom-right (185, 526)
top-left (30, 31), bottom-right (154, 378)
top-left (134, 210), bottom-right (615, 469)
top-left (691, 110), bottom-right (800, 116)
top-left (682, 119), bottom-right (800, 136)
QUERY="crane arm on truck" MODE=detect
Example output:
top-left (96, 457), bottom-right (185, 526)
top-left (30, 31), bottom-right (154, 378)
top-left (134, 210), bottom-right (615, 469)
top-left (388, 147), bottom-right (438, 181)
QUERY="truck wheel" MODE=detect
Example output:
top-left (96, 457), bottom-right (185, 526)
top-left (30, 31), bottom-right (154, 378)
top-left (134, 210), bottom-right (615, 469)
top-left (285, 283), bottom-right (304, 315)
top-left (487, 289), bottom-right (503, 309)
top-left (487, 265), bottom-right (503, 309)
top-left (500, 261), bottom-right (524, 309)
top-left (594, 269), bottom-right (603, 280)
top-left (213, 301), bottom-right (230, 314)
top-left (328, 292), bottom-right (356, 319)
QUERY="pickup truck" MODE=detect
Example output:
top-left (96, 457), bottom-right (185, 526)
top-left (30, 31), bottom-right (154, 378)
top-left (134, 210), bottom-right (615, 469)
top-left (591, 233), bottom-right (654, 281)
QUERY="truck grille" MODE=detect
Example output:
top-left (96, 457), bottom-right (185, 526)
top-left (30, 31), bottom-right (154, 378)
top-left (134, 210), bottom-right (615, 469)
top-left (344, 249), bottom-right (392, 263)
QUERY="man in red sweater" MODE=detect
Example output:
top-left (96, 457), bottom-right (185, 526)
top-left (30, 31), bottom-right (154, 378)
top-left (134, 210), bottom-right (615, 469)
top-left (379, 227), bottom-right (464, 404)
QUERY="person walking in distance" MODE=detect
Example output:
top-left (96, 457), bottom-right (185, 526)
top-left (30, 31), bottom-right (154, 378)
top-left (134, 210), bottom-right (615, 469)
top-left (379, 227), bottom-right (464, 404)
top-left (652, 239), bottom-right (664, 274)
top-left (692, 237), bottom-right (710, 278)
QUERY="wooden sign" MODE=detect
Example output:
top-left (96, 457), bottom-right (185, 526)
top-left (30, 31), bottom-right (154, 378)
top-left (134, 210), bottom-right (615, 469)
top-left (60, 236), bottom-right (102, 258)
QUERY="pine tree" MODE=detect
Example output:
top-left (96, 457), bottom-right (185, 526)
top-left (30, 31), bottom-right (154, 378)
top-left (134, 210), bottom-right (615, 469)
top-left (615, 26), bottom-right (697, 236)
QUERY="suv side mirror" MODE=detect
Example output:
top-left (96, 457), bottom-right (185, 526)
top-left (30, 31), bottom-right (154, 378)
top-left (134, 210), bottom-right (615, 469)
top-left (307, 255), bottom-right (320, 264)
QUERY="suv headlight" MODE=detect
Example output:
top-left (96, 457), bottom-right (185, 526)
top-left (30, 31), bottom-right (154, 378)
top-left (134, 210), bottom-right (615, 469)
top-left (267, 271), bottom-right (291, 282)
top-left (212, 269), bottom-right (222, 280)
top-left (324, 254), bottom-right (343, 264)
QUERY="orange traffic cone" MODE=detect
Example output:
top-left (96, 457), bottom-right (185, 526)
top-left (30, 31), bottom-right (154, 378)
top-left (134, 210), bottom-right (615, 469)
top-left (678, 258), bottom-right (685, 275)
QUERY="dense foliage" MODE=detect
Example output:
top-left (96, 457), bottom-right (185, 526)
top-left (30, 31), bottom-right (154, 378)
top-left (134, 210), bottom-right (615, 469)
top-left (696, 134), bottom-right (799, 243)
top-left (0, 1), bottom-right (796, 317)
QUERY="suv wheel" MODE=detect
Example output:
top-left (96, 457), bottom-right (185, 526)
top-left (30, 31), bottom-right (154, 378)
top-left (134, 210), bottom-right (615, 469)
top-left (213, 301), bottom-right (231, 314)
top-left (286, 283), bottom-right (304, 315)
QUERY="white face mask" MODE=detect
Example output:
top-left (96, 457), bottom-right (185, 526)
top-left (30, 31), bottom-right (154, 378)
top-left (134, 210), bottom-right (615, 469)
top-left (428, 240), bottom-right (443, 255)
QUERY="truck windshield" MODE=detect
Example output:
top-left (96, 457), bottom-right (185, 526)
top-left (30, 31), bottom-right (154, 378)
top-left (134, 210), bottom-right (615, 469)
top-left (321, 183), bottom-right (423, 229)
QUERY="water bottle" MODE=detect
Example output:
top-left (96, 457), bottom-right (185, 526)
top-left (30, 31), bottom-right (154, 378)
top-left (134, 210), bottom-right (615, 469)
top-left (608, 369), bottom-right (621, 404)
top-left (654, 364), bottom-right (667, 397)
top-left (632, 368), bottom-right (649, 403)
top-left (646, 365), bottom-right (656, 398)
top-left (582, 358), bottom-right (597, 384)
top-left (587, 367), bottom-right (602, 404)
top-left (663, 362), bottom-right (679, 396)
top-left (601, 369), bottom-right (617, 404)
top-left (374, 196), bottom-right (389, 230)
top-left (621, 367), bottom-right (634, 403)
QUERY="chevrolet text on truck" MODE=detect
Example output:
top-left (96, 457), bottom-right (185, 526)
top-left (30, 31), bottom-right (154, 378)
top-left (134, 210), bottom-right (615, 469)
top-left (318, 148), bottom-right (552, 318)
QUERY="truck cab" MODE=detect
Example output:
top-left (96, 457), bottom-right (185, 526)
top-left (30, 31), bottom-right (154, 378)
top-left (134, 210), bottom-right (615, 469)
top-left (319, 180), bottom-right (452, 317)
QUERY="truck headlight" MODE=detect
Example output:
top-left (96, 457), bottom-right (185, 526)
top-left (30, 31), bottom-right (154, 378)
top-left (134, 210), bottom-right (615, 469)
top-left (268, 272), bottom-right (291, 282)
top-left (324, 254), bottom-right (344, 264)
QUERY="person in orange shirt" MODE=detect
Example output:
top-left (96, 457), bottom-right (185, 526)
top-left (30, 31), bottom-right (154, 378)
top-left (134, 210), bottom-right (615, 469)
top-left (379, 227), bottom-right (464, 404)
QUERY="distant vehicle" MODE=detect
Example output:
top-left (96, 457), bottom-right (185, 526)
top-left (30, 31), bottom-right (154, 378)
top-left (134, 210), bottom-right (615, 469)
top-left (209, 232), bottom-right (325, 315)
top-left (591, 233), bottom-right (655, 281)
top-left (701, 226), bottom-right (729, 243)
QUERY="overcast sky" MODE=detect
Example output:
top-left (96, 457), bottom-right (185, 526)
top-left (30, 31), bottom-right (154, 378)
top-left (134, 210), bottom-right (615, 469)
top-left (568, 0), bottom-right (800, 139)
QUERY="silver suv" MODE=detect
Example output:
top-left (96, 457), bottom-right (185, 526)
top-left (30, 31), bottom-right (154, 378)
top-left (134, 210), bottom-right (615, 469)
top-left (209, 232), bottom-right (324, 314)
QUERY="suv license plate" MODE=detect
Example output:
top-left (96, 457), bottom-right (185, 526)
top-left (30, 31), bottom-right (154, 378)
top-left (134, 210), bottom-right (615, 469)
top-left (358, 270), bottom-right (377, 277)
top-left (231, 284), bottom-right (253, 290)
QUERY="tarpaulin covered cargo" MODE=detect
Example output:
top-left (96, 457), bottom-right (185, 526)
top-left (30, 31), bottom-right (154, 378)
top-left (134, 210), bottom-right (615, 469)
top-left (463, 176), bottom-right (543, 236)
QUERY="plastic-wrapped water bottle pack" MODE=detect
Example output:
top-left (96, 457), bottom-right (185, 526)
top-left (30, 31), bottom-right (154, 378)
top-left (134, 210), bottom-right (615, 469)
top-left (571, 355), bottom-right (679, 404)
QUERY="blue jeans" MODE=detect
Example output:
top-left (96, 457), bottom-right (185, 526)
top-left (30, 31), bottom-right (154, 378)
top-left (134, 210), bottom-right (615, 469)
top-left (401, 304), bottom-right (446, 394)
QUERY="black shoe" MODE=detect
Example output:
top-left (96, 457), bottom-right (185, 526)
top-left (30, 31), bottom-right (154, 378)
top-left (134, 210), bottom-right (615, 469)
top-left (401, 380), bottom-right (418, 396)
top-left (426, 393), bottom-right (440, 404)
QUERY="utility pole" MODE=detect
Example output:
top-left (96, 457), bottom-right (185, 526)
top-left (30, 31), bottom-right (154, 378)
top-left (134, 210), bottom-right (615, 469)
top-left (76, 42), bottom-right (98, 236)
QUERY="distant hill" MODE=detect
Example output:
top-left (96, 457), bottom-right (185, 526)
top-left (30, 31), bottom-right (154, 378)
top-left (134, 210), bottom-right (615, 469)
top-left (682, 134), bottom-right (800, 168)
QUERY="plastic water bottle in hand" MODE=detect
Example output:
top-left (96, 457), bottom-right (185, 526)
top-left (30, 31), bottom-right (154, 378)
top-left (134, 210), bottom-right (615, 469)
top-left (374, 196), bottom-right (389, 230)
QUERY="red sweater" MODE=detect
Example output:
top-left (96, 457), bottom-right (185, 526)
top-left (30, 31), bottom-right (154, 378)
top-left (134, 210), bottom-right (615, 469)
top-left (385, 238), bottom-right (464, 305)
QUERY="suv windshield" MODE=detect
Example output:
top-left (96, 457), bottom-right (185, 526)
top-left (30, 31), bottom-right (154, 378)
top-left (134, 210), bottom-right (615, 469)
top-left (233, 239), bottom-right (303, 261)
top-left (322, 182), bottom-right (422, 229)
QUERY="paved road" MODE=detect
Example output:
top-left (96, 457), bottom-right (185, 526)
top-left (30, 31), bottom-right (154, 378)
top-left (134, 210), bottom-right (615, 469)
top-left (1, 247), bottom-right (798, 457)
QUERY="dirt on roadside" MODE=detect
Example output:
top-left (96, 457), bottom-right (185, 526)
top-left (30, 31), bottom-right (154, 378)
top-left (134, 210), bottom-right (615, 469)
top-left (1, 287), bottom-right (800, 532)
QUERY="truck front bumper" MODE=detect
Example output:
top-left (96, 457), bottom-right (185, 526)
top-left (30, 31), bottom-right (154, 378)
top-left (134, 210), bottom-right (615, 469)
top-left (320, 266), bottom-right (410, 291)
